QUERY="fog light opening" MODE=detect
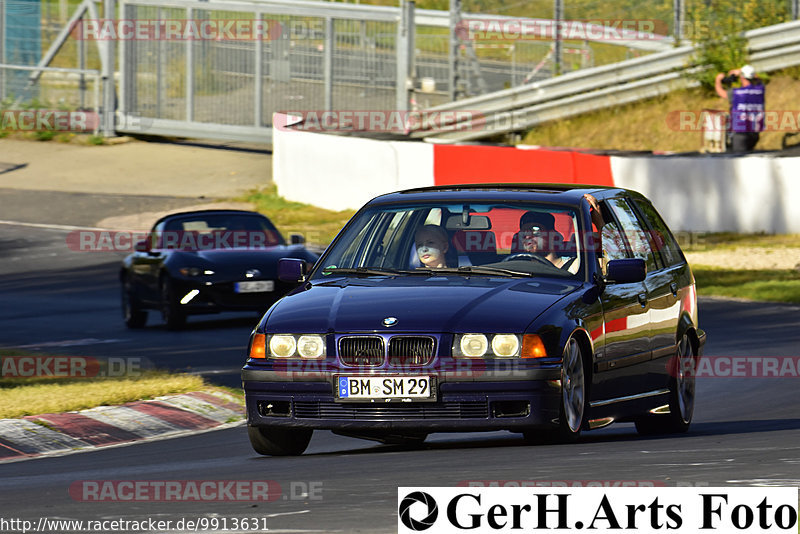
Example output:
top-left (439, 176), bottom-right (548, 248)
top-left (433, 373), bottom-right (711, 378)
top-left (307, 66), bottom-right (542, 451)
top-left (491, 400), bottom-right (531, 418)
top-left (257, 400), bottom-right (291, 417)
top-left (180, 289), bottom-right (200, 305)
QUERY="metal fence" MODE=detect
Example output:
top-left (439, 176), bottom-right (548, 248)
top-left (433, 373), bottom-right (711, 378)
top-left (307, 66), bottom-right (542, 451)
top-left (3, 0), bottom-right (660, 143)
top-left (6, 0), bottom-right (795, 144)
top-left (116, 0), bottom-right (412, 142)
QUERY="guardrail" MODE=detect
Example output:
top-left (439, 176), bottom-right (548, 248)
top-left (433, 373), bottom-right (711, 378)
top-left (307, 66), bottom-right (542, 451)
top-left (417, 20), bottom-right (800, 143)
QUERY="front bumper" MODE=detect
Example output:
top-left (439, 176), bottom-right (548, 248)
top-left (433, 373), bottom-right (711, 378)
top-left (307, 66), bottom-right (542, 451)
top-left (243, 366), bottom-right (562, 432)
top-left (171, 278), bottom-right (294, 312)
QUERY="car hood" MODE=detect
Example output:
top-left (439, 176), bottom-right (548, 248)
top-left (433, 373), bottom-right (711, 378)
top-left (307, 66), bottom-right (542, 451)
top-left (266, 276), bottom-right (580, 333)
top-left (172, 246), bottom-right (312, 279)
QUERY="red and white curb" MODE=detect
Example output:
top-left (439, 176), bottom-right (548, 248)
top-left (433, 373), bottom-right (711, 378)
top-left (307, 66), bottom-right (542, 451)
top-left (0, 390), bottom-right (244, 463)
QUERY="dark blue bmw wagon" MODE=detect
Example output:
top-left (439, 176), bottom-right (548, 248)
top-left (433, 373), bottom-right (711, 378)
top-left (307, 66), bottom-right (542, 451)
top-left (242, 184), bottom-right (705, 455)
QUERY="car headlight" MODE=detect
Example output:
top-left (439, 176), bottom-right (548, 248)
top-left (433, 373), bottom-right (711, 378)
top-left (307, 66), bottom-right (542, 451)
top-left (266, 334), bottom-right (326, 359)
top-left (453, 334), bottom-right (536, 358)
top-left (456, 334), bottom-right (489, 358)
top-left (491, 334), bottom-right (520, 357)
top-left (297, 335), bottom-right (325, 358)
top-left (179, 266), bottom-right (207, 276)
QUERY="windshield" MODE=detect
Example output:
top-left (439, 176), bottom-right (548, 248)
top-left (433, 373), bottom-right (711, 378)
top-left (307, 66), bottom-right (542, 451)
top-left (158, 213), bottom-right (284, 250)
top-left (311, 202), bottom-right (584, 280)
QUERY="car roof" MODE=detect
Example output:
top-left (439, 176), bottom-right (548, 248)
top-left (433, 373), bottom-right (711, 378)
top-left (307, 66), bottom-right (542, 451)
top-left (368, 183), bottom-right (633, 206)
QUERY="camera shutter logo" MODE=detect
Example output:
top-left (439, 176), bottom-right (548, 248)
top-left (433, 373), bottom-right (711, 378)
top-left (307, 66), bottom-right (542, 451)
top-left (399, 491), bottom-right (438, 531)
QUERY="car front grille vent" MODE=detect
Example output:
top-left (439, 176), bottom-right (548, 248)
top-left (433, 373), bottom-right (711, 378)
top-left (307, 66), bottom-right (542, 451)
top-left (338, 336), bottom-right (384, 367)
top-left (388, 336), bottom-right (435, 366)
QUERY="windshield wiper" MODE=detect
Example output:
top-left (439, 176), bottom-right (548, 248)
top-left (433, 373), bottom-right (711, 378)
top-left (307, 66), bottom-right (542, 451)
top-left (419, 266), bottom-right (532, 278)
top-left (321, 266), bottom-right (406, 277)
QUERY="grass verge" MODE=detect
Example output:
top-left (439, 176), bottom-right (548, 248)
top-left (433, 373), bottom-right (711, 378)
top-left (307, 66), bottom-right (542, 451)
top-left (693, 266), bottom-right (800, 304)
top-left (0, 349), bottom-right (240, 419)
top-left (240, 185), bottom-right (355, 246)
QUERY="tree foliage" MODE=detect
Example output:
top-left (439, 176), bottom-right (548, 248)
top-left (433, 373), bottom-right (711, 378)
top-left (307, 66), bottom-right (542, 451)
top-left (688, 0), bottom-right (789, 90)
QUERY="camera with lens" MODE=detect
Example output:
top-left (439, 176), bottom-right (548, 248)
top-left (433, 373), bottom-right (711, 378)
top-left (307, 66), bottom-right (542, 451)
top-left (721, 74), bottom-right (739, 85)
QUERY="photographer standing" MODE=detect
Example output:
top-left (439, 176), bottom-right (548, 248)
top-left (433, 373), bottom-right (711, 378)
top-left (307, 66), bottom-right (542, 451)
top-left (715, 64), bottom-right (765, 152)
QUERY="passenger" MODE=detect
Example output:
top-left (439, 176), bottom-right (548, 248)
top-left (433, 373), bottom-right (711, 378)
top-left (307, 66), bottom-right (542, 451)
top-left (415, 225), bottom-right (450, 268)
top-left (518, 211), bottom-right (570, 268)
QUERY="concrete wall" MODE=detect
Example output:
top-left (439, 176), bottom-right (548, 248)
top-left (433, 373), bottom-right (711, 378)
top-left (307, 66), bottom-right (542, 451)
top-left (274, 124), bottom-right (433, 212)
top-left (273, 120), bottom-right (800, 232)
top-left (611, 156), bottom-right (800, 233)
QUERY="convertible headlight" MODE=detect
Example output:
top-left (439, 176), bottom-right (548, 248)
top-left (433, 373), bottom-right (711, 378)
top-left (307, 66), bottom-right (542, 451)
top-left (267, 334), bottom-right (326, 359)
top-left (178, 267), bottom-right (204, 276)
top-left (454, 334), bottom-right (524, 358)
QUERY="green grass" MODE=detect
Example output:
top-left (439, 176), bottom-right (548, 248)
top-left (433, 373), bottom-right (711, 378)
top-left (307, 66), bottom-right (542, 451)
top-left (693, 266), bottom-right (800, 303)
top-left (241, 185), bottom-right (355, 246)
top-left (0, 372), bottom-right (208, 419)
top-left (683, 232), bottom-right (800, 252)
top-left (0, 349), bottom-right (241, 419)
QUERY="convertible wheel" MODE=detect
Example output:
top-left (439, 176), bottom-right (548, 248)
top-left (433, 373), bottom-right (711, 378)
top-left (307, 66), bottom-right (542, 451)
top-left (121, 276), bottom-right (147, 329)
top-left (635, 333), bottom-right (695, 436)
top-left (524, 337), bottom-right (586, 444)
top-left (160, 277), bottom-right (186, 330)
top-left (248, 426), bottom-right (312, 456)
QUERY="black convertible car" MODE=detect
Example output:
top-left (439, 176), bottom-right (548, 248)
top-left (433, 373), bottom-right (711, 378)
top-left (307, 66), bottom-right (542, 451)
top-left (120, 209), bottom-right (318, 329)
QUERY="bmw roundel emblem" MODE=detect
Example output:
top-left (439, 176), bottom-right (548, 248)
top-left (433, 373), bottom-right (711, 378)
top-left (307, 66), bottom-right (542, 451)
top-left (382, 317), bottom-right (398, 327)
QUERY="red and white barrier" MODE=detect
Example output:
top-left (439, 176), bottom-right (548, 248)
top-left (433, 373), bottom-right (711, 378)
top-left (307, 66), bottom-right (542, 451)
top-left (273, 117), bottom-right (800, 233)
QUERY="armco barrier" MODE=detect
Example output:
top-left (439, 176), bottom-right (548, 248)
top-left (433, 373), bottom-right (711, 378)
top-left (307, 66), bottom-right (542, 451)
top-left (273, 120), bottom-right (800, 233)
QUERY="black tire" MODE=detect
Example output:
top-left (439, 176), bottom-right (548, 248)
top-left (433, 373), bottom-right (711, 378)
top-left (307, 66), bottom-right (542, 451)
top-left (635, 333), bottom-right (695, 436)
top-left (248, 426), bottom-right (312, 456)
top-left (524, 337), bottom-right (587, 444)
top-left (160, 276), bottom-right (186, 330)
top-left (121, 275), bottom-right (147, 328)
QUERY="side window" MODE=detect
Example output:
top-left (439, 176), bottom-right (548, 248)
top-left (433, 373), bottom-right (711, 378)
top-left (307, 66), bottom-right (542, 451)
top-left (606, 198), bottom-right (657, 273)
top-left (632, 199), bottom-right (684, 267)
top-left (601, 222), bottom-right (629, 262)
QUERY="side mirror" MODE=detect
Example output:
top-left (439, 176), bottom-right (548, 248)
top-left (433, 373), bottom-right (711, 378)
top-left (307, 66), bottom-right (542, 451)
top-left (606, 258), bottom-right (646, 284)
top-left (134, 240), bottom-right (150, 253)
top-left (278, 257), bottom-right (306, 283)
top-left (290, 233), bottom-right (305, 245)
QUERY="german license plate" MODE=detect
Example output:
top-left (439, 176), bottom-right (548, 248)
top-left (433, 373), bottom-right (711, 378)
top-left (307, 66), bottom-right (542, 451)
top-left (235, 280), bottom-right (274, 293)
top-left (336, 375), bottom-right (434, 401)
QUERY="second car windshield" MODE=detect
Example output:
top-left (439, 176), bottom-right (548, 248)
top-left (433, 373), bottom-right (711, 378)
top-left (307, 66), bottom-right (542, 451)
top-left (312, 202), bottom-right (583, 280)
top-left (159, 214), bottom-right (283, 250)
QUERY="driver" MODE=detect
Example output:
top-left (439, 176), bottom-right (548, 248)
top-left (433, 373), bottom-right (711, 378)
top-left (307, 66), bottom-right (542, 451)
top-left (518, 211), bottom-right (570, 269)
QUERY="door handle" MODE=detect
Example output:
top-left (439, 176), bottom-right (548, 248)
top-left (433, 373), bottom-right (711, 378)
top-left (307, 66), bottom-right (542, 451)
top-left (638, 293), bottom-right (647, 307)
top-left (670, 282), bottom-right (678, 297)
